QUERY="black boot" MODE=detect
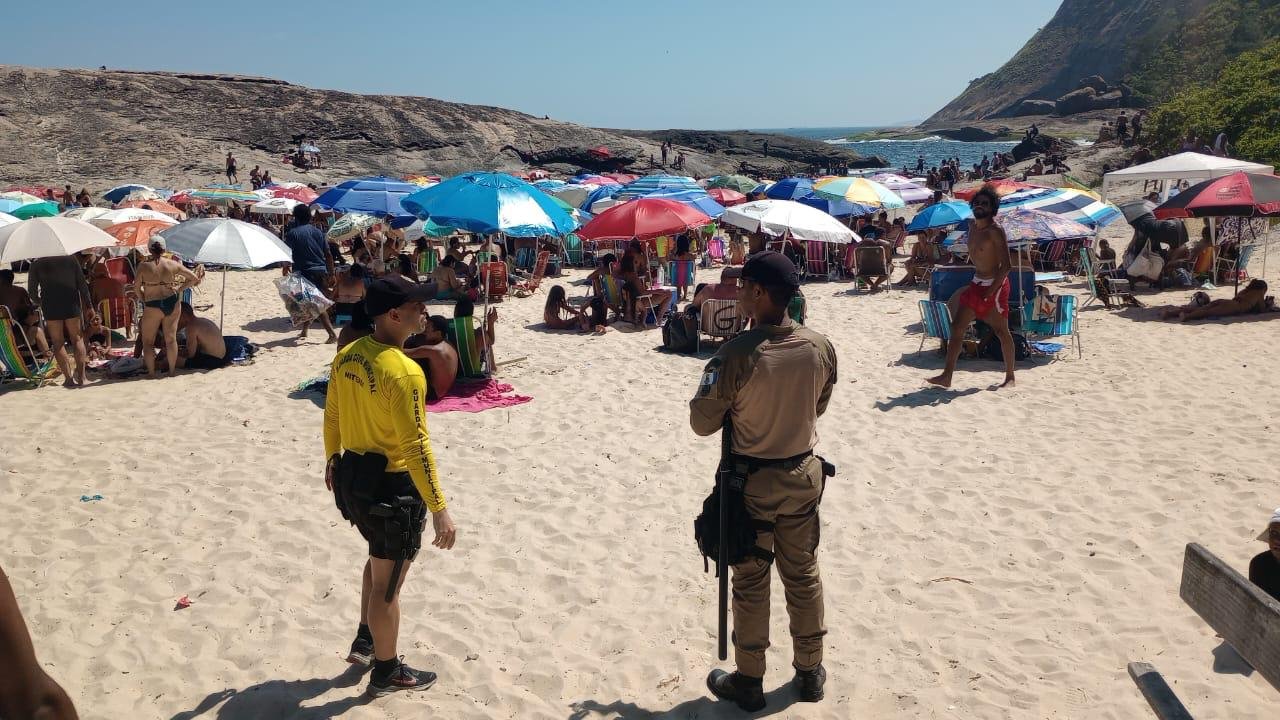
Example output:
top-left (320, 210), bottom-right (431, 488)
top-left (706, 669), bottom-right (766, 712)
top-left (794, 664), bottom-right (826, 702)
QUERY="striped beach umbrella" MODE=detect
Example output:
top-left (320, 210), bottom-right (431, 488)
top-left (1001, 188), bottom-right (1122, 228)
top-left (811, 176), bottom-right (905, 209)
top-left (189, 186), bottom-right (262, 205)
top-left (117, 199), bottom-right (187, 220)
top-left (615, 174), bottom-right (701, 198)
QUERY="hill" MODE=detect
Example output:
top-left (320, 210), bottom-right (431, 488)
top-left (0, 65), bottom-right (875, 190)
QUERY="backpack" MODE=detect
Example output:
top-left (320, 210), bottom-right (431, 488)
top-left (662, 311), bottom-right (699, 354)
top-left (979, 332), bottom-right (1031, 362)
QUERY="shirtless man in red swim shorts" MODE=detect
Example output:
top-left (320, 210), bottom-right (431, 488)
top-left (927, 184), bottom-right (1016, 389)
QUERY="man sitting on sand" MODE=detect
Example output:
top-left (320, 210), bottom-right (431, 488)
top-left (404, 315), bottom-right (459, 400)
top-left (175, 302), bottom-right (230, 370)
top-left (927, 185), bottom-right (1016, 389)
top-left (1251, 508), bottom-right (1280, 602)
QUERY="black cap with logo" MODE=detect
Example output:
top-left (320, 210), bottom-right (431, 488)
top-left (364, 276), bottom-right (436, 317)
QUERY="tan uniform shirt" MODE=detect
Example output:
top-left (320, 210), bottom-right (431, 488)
top-left (689, 319), bottom-right (837, 458)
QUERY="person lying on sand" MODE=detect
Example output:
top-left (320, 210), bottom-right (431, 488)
top-left (404, 315), bottom-right (459, 401)
top-left (1177, 280), bottom-right (1273, 322)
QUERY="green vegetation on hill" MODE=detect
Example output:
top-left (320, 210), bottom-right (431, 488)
top-left (1146, 39), bottom-right (1280, 166)
top-left (1129, 0), bottom-right (1280, 104)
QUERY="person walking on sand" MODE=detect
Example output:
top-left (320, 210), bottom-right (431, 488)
top-left (324, 275), bottom-right (457, 698)
top-left (283, 204), bottom-right (338, 343)
top-left (690, 251), bottom-right (837, 712)
top-left (927, 184), bottom-right (1015, 389)
top-left (225, 152), bottom-right (238, 184)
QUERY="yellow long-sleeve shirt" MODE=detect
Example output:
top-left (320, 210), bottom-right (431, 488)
top-left (323, 335), bottom-right (446, 512)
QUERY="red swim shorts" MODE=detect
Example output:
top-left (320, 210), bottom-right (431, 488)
top-left (958, 277), bottom-right (1011, 318)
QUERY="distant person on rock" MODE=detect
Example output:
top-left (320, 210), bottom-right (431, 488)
top-left (250, 165), bottom-right (262, 189)
top-left (1115, 111), bottom-right (1129, 142)
top-left (1131, 110), bottom-right (1144, 140)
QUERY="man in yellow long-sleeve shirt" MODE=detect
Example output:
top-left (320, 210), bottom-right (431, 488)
top-left (324, 275), bottom-right (457, 699)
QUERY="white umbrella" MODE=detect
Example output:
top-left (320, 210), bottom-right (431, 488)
top-left (61, 206), bottom-right (112, 222)
top-left (0, 217), bottom-right (119, 263)
top-left (0, 212), bottom-right (19, 229)
top-left (547, 183), bottom-right (591, 209)
top-left (122, 189), bottom-right (163, 203)
top-left (89, 208), bottom-right (179, 228)
top-left (721, 200), bottom-right (857, 244)
top-left (249, 197), bottom-right (301, 216)
top-left (158, 218), bottom-right (293, 329)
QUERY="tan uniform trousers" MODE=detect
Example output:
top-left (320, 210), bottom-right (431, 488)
top-left (732, 454), bottom-right (825, 678)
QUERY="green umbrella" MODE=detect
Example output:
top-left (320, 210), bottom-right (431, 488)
top-left (12, 201), bottom-right (60, 220)
top-left (326, 213), bottom-right (380, 242)
top-left (707, 175), bottom-right (758, 194)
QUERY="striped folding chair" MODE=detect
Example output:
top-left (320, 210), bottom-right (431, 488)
top-left (562, 234), bottom-right (584, 266)
top-left (416, 247), bottom-right (439, 278)
top-left (478, 261), bottom-right (508, 301)
top-left (1022, 293), bottom-right (1081, 358)
top-left (707, 236), bottom-right (726, 265)
top-left (447, 316), bottom-right (488, 378)
top-left (0, 307), bottom-right (55, 386)
top-left (99, 297), bottom-right (137, 341)
top-left (804, 241), bottom-right (832, 279)
top-left (1036, 239), bottom-right (1068, 270)
top-left (917, 300), bottom-right (953, 354)
top-left (698, 298), bottom-right (744, 351)
top-left (513, 251), bottom-right (550, 295)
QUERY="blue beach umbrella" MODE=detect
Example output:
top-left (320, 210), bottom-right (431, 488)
top-left (580, 183), bottom-right (622, 211)
top-left (644, 189), bottom-right (727, 218)
top-left (765, 177), bottom-right (813, 201)
top-left (906, 201), bottom-right (975, 232)
top-left (103, 184), bottom-right (153, 203)
top-left (314, 176), bottom-right (420, 220)
top-left (615, 174), bottom-right (701, 198)
top-left (399, 172), bottom-right (577, 237)
top-left (796, 193), bottom-right (874, 218)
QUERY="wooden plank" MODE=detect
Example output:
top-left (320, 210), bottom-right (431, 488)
top-left (1127, 662), bottom-right (1195, 720)
top-left (1179, 542), bottom-right (1280, 691)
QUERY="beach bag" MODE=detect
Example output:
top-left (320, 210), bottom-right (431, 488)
top-left (1126, 240), bottom-right (1164, 281)
top-left (979, 332), bottom-right (1030, 362)
top-left (662, 311), bottom-right (699, 354)
top-left (274, 273), bottom-right (334, 328)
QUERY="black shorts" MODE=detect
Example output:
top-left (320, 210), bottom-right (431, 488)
top-left (334, 456), bottom-right (426, 560)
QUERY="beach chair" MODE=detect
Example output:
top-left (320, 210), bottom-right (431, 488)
top-left (707, 235), bottom-right (726, 265)
top-left (1079, 248), bottom-right (1129, 309)
top-left (1217, 241), bottom-right (1258, 284)
top-left (804, 241), bottom-right (833, 280)
top-left (513, 251), bottom-right (549, 296)
top-left (562, 233), bottom-right (585, 267)
top-left (788, 292), bottom-right (807, 325)
top-left (916, 300), bottom-right (952, 354)
top-left (698, 298), bottom-right (744, 351)
top-left (1021, 293), bottom-right (1081, 358)
top-left (851, 244), bottom-right (893, 293)
top-left (100, 297), bottom-right (137, 342)
top-left (104, 256), bottom-right (132, 284)
top-left (478, 261), bottom-right (508, 301)
top-left (1035, 239), bottom-right (1069, 271)
top-left (597, 274), bottom-right (628, 322)
top-left (416, 247), bottom-right (439, 278)
top-left (447, 316), bottom-right (489, 379)
top-left (0, 307), bottom-right (55, 387)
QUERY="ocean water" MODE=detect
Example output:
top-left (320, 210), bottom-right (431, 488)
top-left (761, 126), bottom-right (1020, 175)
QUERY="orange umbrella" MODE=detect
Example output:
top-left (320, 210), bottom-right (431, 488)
top-left (104, 220), bottom-right (173, 247)
top-left (953, 178), bottom-right (1048, 200)
top-left (117, 199), bottom-right (187, 220)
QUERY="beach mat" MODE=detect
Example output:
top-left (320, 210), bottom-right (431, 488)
top-left (293, 371), bottom-right (531, 413)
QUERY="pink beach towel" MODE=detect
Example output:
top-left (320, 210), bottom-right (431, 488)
top-left (427, 379), bottom-right (532, 413)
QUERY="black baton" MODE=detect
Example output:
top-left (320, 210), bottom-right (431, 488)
top-left (385, 557), bottom-right (404, 604)
top-left (716, 418), bottom-right (732, 661)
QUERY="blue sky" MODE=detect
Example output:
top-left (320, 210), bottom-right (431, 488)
top-left (3, 0), bottom-right (1059, 129)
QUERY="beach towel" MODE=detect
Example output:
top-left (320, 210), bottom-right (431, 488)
top-left (427, 378), bottom-right (532, 413)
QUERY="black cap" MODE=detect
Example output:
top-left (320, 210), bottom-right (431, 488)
top-left (741, 250), bottom-right (799, 289)
top-left (364, 276), bottom-right (435, 317)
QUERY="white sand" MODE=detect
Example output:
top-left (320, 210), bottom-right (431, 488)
top-left (4, 211), bottom-right (1280, 718)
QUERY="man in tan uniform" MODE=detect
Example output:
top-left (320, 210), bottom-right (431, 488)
top-left (690, 251), bottom-right (838, 712)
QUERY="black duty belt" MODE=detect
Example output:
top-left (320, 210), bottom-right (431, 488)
top-left (730, 450), bottom-right (813, 473)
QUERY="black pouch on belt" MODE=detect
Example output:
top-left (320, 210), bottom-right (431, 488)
top-left (335, 451), bottom-right (390, 521)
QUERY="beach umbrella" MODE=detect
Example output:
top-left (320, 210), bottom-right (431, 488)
top-left (1001, 188), bottom-right (1122, 228)
top-left (615, 174), bottom-right (701, 198)
top-left (0, 217), bottom-right (119, 264)
top-left (0, 212), bottom-right (20, 229)
top-left (0, 191), bottom-right (48, 205)
top-left (103, 184), bottom-right (153, 203)
top-left (906, 201), bottom-right (974, 232)
top-left (158, 218), bottom-right (293, 328)
top-left (89, 208), bottom-right (179, 229)
top-left (1153, 171), bottom-right (1280, 219)
top-left (166, 190), bottom-right (209, 207)
top-left (249, 197), bottom-right (302, 216)
top-left (1119, 199), bottom-right (1157, 223)
top-left (721, 199), bottom-right (857, 244)
top-left (706, 175), bottom-right (758, 194)
top-left (10, 201), bottom-right (60, 219)
top-left (572, 174), bottom-right (614, 186)
top-left (400, 171), bottom-right (577, 237)
top-left (116, 199), bottom-right (187, 220)
top-left (326, 213), bottom-right (381, 242)
top-left (707, 188), bottom-right (747, 207)
top-left (811, 176), bottom-right (905, 208)
top-left (403, 217), bottom-right (458, 242)
top-left (103, 220), bottom-right (173, 251)
top-left (581, 183), bottom-right (622, 211)
top-left (3, 185), bottom-right (57, 198)
top-left (989, 207), bottom-right (1093, 244)
top-left (601, 173), bottom-right (638, 184)
top-left (644, 189), bottom-right (727, 219)
top-left (189, 186), bottom-right (263, 205)
top-left (546, 183), bottom-right (593, 210)
top-left (578, 198), bottom-right (711, 241)
top-left (315, 176), bottom-right (420, 219)
top-left (258, 185), bottom-right (318, 204)
top-left (954, 179), bottom-right (1047, 200)
top-left (764, 177), bottom-right (815, 201)
top-left (533, 179), bottom-right (567, 190)
top-left (61, 206), bottom-right (111, 222)
top-left (122, 188), bottom-right (163, 203)
top-left (403, 175), bottom-right (441, 186)
top-left (796, 193), bottom-right (875, 218)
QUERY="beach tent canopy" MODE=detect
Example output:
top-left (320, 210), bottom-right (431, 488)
top-left (1102, 152), bottom-right (1274, 198)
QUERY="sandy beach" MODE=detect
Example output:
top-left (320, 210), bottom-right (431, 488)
top-left (4, 205), bottom-right (1280, 718)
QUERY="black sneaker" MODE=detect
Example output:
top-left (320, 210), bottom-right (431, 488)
top-left (346, 636), bottom-right (374, 666)
top-left (366, 661), bottom-right (437, 698)
top-left (706, 669), bottom-right (765, 712)
top-left (794, 664), bottom-right (826, 702)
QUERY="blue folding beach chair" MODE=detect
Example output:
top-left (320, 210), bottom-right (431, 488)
top-left (1022, 293), bottom-right (1081, 358)
top-left (917, 300), bottom-right (952, 354)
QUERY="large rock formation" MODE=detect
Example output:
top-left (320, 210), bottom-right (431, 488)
top-left (925, 0), bottom-right (1212, 123)
top-left (0, 65), bottom-right (873, 189)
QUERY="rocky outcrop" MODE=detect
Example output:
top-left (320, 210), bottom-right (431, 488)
top-left (1010, 99), bottom-right (1058, 116)
top-left (617, 129), bottom-right (885, 171)
top-left (925, 0), bottom-right (1209, 123)
top-left (1011, 134), bottom-right (1075, 162)
top-left (932, 126), bottom-right (1006, 142)
top-left (0, 65), bottom-right (874, 189)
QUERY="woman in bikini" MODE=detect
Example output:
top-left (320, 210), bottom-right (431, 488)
top-left (133, 239), bottom-right (199, 378)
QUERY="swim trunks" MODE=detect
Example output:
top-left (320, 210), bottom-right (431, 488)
top-left (185, 350), bottom-right (230, 370)
top-left (958, 277), bottom-right (1011, 318)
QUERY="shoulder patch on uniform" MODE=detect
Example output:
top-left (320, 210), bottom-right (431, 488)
top-left (695, 358), bottom-right (722, 397)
